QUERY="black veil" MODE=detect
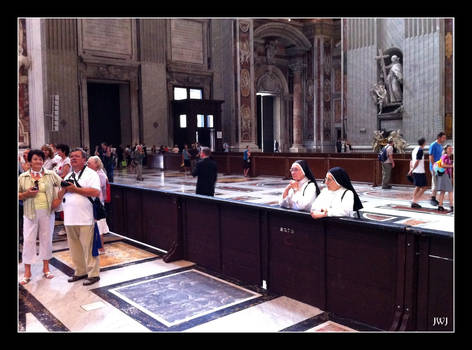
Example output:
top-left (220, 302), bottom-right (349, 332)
top-left (328, 166), bottom-right (363, 212)
top-left (293, 160), bottom-right (320, 196)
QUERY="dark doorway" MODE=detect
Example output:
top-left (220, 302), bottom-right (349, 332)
top-left (87, 82), bottom-right (122, 152)
top-left (257, 94), bottom-right (274, 152)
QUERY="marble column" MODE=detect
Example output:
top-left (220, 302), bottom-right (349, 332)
top-left (289, 59), bottom-right (305, 152)
top-left (25, 18), bottom-right (47, 148)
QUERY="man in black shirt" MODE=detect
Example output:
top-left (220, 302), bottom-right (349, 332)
top-left (192, 147), bottom-right (217, 196)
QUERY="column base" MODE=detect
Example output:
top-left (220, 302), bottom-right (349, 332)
top-left (234, 142), bottom-right (260, 152)
top-left (289, 144), bottom-right (306, 153)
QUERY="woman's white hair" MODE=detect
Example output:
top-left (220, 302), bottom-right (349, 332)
top-left (88, 155), bottom-right (105, 171)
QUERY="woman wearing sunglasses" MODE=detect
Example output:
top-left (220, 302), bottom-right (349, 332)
top-left (310, 167), bottom-right (363, 219)
top-left (18, 149), bottom-right (63, 285)
top-left (279, 160), bottom-right (320, 212)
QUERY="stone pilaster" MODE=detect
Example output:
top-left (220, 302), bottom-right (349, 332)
top-left (288, 59), bottom-right (306, 152)
top-left (236, 19), bottom-right (259, 151)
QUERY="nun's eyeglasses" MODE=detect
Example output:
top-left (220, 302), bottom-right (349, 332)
top-left (289, 167), bottom-right (301, 172)
top-left (322, 176), bottom-right (333, 184)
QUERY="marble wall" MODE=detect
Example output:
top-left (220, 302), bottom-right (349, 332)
top-left (139, 19), bottom-right (169, 147)
top-left (20, 18), bottom-right (451, 153)
top-left (44, 19), bottom-right (81, 147)
top-left (345, 19), bottom-right (378, 148)
top-left (402, 18), bottom-right (444, 144)
top-left (345, 18), bottom-right (450, 149)
top-left (210, 20), bottom-right (237, 148)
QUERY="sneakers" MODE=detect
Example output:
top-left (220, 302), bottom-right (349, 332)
top-left (57, 228), bottom-right (67, 236)
top-left (438, 206), bottom-right (445, 212)
top-left (411, 203), bottom-right (422, 209)
top-left (430, 197), bottom-right (439, 206)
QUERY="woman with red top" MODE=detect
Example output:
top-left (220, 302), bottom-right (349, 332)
top-left (436, 144), bottom-right (453, 212)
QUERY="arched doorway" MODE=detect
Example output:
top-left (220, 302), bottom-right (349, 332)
top-left (256, 66), bottom-right (290, 152)
top-left (253, 22), bottom-right (311, 152)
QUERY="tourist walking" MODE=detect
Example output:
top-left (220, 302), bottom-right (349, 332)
top-left (133, 144), bottom-right (146, 181)
top-left (428, 131), bottom-right (447, 206)
top-left (243, 146), bottom-right (251, 177)
top-left (182, 144), bottom-right (191, 175)
top-left (436, 144), bottom-right (454, 212)
top-left (409, 138), bottom-right (427, 208)
top-left (381, 138), bottom-right (395, 189)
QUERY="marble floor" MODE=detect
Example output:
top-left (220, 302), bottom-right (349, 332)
top-left (18, 168), bottom-right (453, 332)
top-left (18, 233), bottom-right (363, 332)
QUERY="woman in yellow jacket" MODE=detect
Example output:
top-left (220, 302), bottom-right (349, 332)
top-left (18, 149), bottom-right (63, 285)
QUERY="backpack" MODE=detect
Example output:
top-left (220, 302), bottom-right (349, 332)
top-left (105, 180), bottom-right (111, 203)
top-left (433, 159), bottom-right (445, 176)
top-left (377, 146), bottom-right (388, 162)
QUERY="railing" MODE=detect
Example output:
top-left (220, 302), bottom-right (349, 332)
top-left (158, 152), bottom-right (432, 187)
top-left (109, 183), bottom-right (453, 331)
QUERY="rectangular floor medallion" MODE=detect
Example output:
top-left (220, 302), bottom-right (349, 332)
top-left (108, 269), bottom-right (260, 327)
top-left (53, 241), bottom-right (159, 269)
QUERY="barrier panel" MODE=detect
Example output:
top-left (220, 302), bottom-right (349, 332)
top-left (162, 152), bottom-right (432, 186)
top-left (109, 183), bottom-right (453, 331)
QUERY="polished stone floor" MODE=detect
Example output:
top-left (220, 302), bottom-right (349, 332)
top-left (19, 233), bottom-right (362, 332)
top-left (18, 167), bottom-right (453, 332)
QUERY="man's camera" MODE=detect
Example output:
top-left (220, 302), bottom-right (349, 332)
top-left (61, 179), bottom-right (74, 187)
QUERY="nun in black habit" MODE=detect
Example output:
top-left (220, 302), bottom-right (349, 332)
top-left (279, 160), bottom-right (321, 212)
top-left (310, 167), bottom-right (363, 219)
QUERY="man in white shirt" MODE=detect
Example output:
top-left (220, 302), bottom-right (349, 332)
top-left (57, 148), bottom-right (101, 286)
top-left (408, 138), bottom-right (427, 208)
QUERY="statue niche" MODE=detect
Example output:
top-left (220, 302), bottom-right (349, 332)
top-left (373, 48), bottom-right (403, 116)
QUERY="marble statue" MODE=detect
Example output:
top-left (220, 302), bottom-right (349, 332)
top-left (386, 55), bottom-right (403, 103)
top-left (372, 129), bottom-right (408, 153)
top-left (371, 80), bottom-right (388, 114)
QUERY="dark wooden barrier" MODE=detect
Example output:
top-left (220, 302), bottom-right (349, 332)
top-left (163, 152), bottom-right (432, 187)
top-left (109, 183), bottom-right (453, 331)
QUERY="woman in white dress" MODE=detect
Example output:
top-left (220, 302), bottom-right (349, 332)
top-left (87, 155), bottom-right (110, 254)
top-left (279, 160), bottom-right (320, 212)
top-left (311, 167), bottom-right (363, 219)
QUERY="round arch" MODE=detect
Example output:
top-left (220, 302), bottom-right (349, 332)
top-left (255, 65), bottom-right (290, 95)
top-left (254, 22), bottom-right (312, 51)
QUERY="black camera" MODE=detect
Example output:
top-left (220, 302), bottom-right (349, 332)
top-left (61, 179), bottom-right (74, 187)
top-left (32, 180), bottom-right (39, 191)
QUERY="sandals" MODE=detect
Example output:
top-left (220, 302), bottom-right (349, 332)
top-left (43, 271), bottom-right (54, 279)
top-left (19, 271), bottom-right (54, 285)
top-left (19, 276), bottom-right (31, 285)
